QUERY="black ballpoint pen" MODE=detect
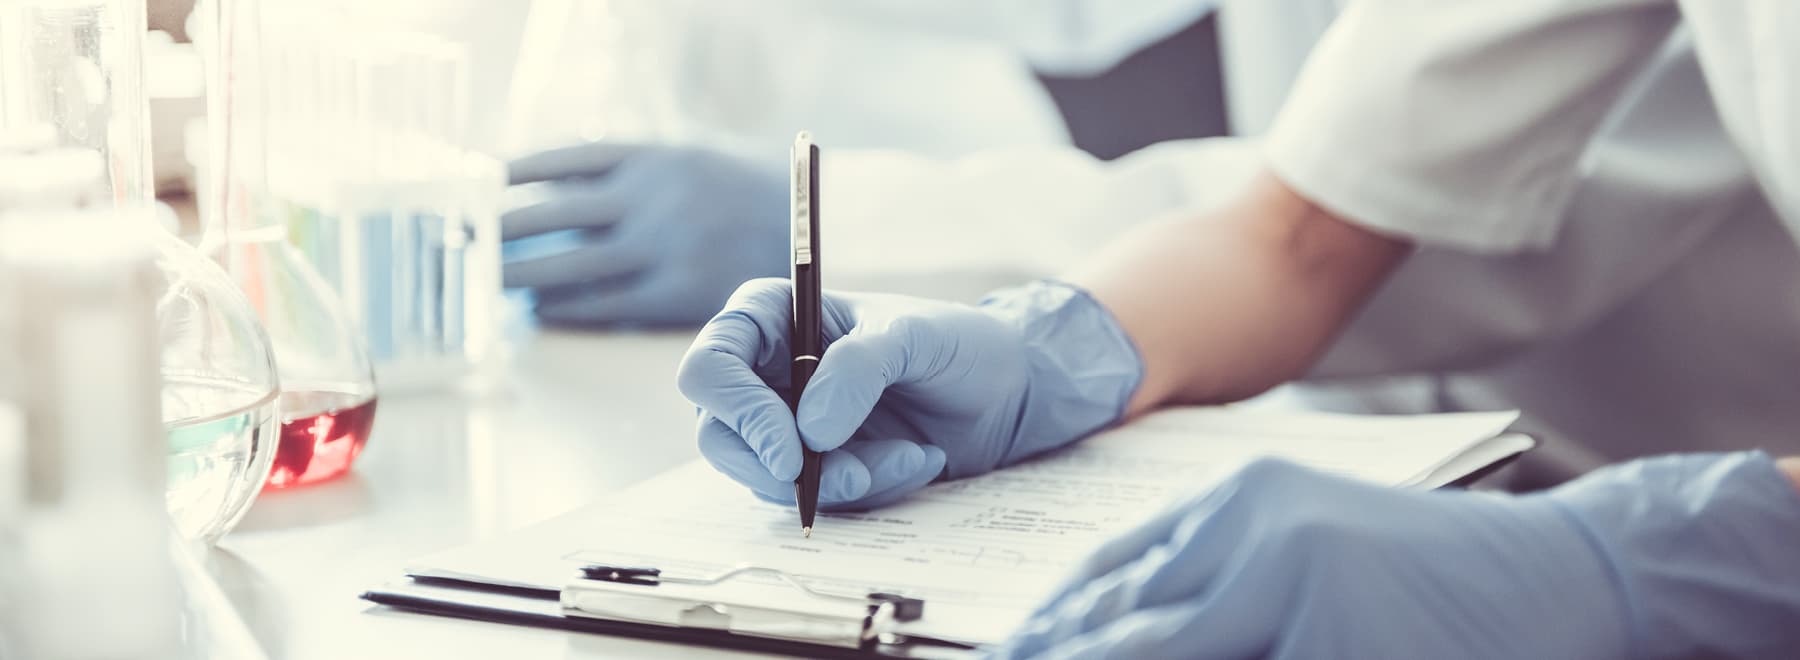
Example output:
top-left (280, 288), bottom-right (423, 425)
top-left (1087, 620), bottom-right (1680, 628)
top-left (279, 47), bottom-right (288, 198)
top-left (790, 131), bottom-right (823, 538)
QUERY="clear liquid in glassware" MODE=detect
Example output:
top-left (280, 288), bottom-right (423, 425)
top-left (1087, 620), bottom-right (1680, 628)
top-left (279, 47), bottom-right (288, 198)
top-left (163, 376), bottom-right (278, 543)
top-left (266, 389), bottom-right (377, 489)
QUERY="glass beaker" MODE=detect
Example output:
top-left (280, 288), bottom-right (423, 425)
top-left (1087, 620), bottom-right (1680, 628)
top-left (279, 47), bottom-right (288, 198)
top-left (0, 0), bottom-right (282, 543)
top-left (199, 0), bottom-right (379, 490)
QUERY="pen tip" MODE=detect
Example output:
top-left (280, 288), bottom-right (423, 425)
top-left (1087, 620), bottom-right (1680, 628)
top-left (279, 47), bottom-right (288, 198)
top-left (802, 526), bottom-right (812, 538)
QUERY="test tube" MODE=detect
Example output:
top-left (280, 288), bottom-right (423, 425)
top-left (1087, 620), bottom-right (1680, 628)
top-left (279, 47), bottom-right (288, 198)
top-left (224, 4), bottom-right (500, 392)
top-left (312, 30), bottom-right (501, 390)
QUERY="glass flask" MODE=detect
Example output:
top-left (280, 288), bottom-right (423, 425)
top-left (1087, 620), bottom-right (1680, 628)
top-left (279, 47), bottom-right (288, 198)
top-left (0, 0), bottom-right (282, 543)
top-left (152, 220), bottom-right (282, 537)
top-left (0, 151), bottom-right (279, 543)
top-left (199, 0), bottom-right (379, 490)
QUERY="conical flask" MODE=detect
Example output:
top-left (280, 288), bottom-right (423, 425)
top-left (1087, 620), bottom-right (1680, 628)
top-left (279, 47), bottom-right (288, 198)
top-left (0, 0), bottom-right (282, 543)
top-left (199, 0), bottom-right (379, 490)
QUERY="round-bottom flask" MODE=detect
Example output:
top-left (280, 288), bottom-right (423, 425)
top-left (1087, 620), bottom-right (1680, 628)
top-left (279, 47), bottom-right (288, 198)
top-left (200, 0), bottom-right (380, 491)
top-left (0, 149), bottom-right (280, 544)
top-left (152, 225), bottom-right (283, 539)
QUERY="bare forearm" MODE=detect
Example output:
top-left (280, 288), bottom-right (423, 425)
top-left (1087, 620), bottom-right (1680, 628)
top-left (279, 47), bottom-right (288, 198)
top-left (1070, 172), bottom-right (1410, 415)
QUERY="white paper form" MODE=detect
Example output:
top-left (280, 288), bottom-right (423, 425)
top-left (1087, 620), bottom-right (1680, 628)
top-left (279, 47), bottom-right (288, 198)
top-left (406, 408), bottom-right (1518, 645)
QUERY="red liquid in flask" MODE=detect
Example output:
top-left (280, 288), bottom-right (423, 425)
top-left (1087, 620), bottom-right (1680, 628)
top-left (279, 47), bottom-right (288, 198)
top-left (265, 391), bottom-right (378, 489)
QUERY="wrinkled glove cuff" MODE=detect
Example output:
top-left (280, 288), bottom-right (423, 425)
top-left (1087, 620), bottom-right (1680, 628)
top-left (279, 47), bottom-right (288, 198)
top-left (975, 280), bottom-right (1143, 471)
top-left (1546, 451), bottom-right (1800, 659)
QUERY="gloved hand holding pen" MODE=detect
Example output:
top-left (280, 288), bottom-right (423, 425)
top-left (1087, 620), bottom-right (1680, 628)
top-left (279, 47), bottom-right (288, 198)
top-left (675, 278), bottom-right (1142, 510)
top-left (503, 143), bottom-right (789, 326)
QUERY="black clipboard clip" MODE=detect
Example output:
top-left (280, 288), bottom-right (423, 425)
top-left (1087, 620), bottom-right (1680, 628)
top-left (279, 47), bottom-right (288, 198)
top-left (569, 563), bottom-right (926, 651)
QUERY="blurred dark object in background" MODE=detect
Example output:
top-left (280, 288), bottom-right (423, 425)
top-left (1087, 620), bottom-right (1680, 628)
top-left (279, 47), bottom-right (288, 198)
top-left (1037, 14), bottom-right (1228, 161)
top-left (150, 0), bottom-right (196, 41)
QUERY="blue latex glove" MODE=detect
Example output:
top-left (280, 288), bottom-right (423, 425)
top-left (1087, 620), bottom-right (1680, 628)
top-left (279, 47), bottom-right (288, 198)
top-left (676, 278), bottom-right (1142, 510)
top-left (995, 452), bottom-right (1800, 660)
top-left (503, 143), bottom-right (788, 326)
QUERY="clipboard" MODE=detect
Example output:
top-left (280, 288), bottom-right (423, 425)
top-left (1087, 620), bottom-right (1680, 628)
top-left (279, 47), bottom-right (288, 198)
top-left (361, 423), bottom-right (1536, 656)
top-left (360, 563), bottom-right (980, 659)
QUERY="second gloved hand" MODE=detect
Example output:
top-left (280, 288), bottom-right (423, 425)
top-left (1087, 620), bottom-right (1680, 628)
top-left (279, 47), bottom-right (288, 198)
top-left (677, 279), bottom-right (1142, 510)
top-left (995, 452), bottom-right (1800, 659)
top-left (504, 143), bottom-right (789, 326)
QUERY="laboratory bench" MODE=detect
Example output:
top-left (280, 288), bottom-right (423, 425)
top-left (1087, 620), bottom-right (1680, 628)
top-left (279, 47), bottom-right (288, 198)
top-left (208, 329), bottom-right (784, 659)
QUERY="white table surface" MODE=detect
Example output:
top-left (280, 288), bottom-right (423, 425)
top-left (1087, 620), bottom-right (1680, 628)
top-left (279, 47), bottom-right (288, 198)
top-left (208, 329), bottom-right (787, 659)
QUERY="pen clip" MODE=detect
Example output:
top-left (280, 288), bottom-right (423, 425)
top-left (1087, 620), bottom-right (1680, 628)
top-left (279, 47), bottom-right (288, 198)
top-left (791, 131), bottom-right (814, 266)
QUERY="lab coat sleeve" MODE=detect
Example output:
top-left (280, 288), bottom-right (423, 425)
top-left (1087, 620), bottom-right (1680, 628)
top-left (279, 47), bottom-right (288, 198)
top-left (1307, 33), bottom-right (1765, 379)
top-left (820, 138), bottom-right (1265, 286)
top-left (807, 0), bottom-right (1218, 76)
top-left (1265, 0), bottom-right (1680, 253)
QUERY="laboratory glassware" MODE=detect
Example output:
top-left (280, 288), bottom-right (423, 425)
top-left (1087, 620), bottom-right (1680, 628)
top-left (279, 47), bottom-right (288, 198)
top-left (0, 212), bottom-right (183, 659)
top-left (328, 36), bottom-right (502, 391)
top-left (0, 148), bottom-right (281, 544)
top-left (0, 0), bottom-right (152, 205)
top-left (246, 3), bottom-right (503, 392)
top-left (1, 0), bottom-right (281, 540)
top-left (201, 0), bottom-right (378, 490)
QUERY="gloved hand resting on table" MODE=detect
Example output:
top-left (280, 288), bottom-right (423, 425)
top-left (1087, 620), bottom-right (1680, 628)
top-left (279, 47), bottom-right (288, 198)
top-left (676, 278), bottom-right (1142, 510)
top-left (994, 452), bottom-right (1800, 660)
top-left (503, 143), bottom-right (788, 326)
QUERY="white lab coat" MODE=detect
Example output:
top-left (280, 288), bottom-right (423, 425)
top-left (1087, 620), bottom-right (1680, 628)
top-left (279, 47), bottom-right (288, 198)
top-left (606, 0), bottom-right (1242, 294)
top-left (817, 1), bottom-right (1251, 288)
top-left (397, 0), bottom-right (1176, 158)
top-left (472, 0), bottom-right (1243, 294)
top-left (792, 0), bottom-right (1338, 285)
top-left (407, 0), bottom-right (1229, 302)
top-left (446, 0), bottom-right (1238, 294)
top-left (504, 0), bottom-right (1079, 157)
top-left (1270, 1), bottom-right (1800, 487)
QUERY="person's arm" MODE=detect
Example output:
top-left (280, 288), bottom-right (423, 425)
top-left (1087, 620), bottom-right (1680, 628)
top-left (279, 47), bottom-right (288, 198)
top-left (1069, 0), bottom-right (1681, 403)
top-left (1071, 171), bottom-right (1409, 413)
